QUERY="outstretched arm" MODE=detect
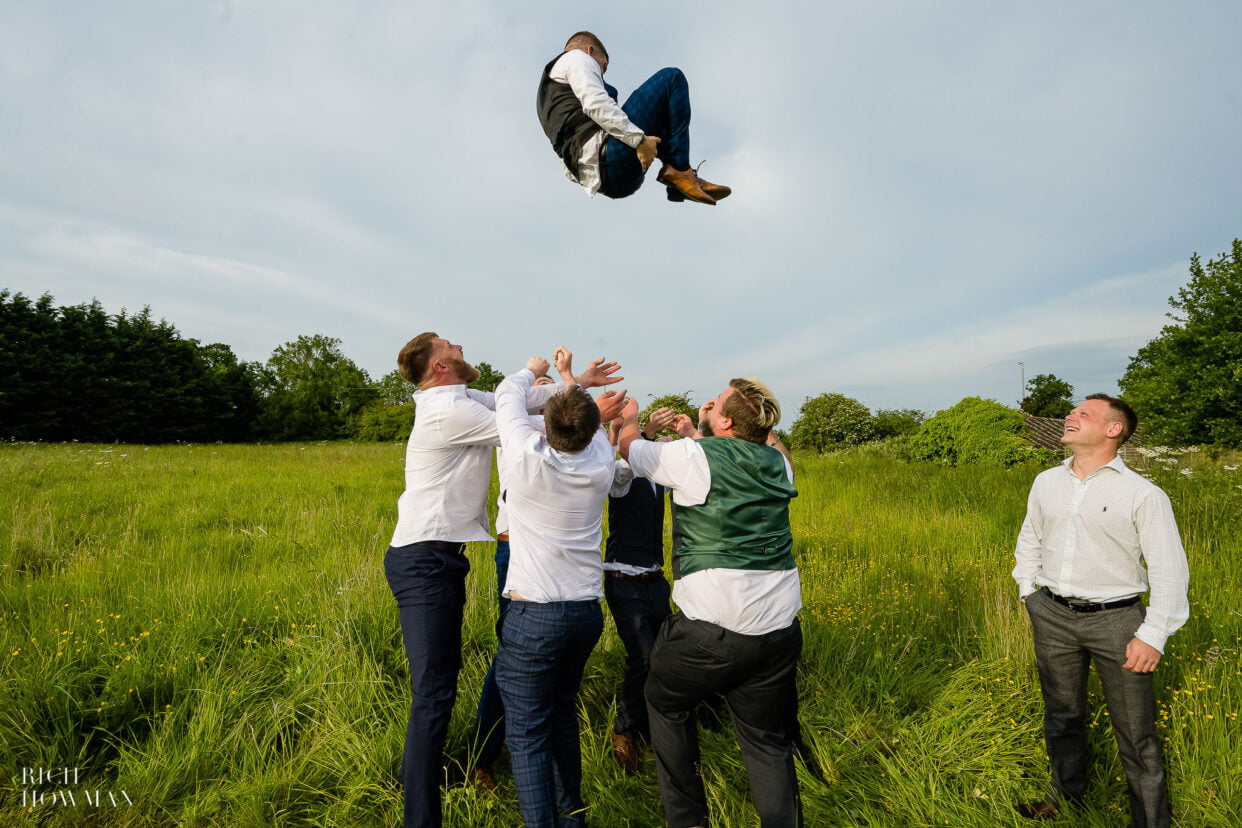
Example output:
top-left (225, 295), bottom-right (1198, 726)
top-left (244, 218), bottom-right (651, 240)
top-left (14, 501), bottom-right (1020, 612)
top-left (495, 358), bottom-right (550, 455)
top-left (614, 397), bottom-right (644, 460)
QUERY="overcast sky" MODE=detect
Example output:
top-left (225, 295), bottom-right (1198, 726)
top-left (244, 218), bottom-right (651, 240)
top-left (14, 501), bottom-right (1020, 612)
top-left (4, 1), bottom-right (1241, 421)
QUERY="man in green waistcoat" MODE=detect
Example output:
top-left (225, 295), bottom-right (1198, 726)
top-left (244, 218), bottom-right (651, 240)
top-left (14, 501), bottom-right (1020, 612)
top-left (615, 378), bottom-right (802, 828)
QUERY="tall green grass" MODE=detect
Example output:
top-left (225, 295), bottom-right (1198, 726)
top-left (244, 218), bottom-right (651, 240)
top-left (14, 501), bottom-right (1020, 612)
top-left (2, 443), bottom-right (1238, 826)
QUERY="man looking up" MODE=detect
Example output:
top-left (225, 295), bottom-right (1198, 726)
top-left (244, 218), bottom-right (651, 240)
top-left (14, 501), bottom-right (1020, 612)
top-left (1012, 394), bottom-right (1189, 826)
top-left (384, 333), bottom-right (620, 828)
top-left (537, 30), bottom-right (731, 205)
top-left (493, 356), bottom-right (632, 827)
top-left (615, 378), bottom-right (803, 828)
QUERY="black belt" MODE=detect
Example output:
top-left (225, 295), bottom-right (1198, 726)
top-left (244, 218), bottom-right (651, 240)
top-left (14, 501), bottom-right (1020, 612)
top-left (606, 570), bottom-right (663, 583)
top-left (1043, 587), bottom-right (1140, 613)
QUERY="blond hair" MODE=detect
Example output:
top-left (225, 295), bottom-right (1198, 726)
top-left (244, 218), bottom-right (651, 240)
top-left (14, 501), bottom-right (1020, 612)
top-left (723, 377), bottom-right (781, 444)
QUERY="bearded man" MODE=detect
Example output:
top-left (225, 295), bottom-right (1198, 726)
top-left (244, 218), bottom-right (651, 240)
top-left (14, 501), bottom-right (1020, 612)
top-left (384, 333), bottom-right (620, 828)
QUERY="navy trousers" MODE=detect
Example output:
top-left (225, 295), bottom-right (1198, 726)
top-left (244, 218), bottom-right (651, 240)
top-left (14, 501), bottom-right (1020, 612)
top-left (603, 574), bottom-right (671, 739)
top-left (599, 67), bottom-right (692, 199)
top-left (1026, 587), bottom-right (1171, 827)
top-left (472, 540), bottom-right (511, 768)
top-left (646, 613), bottom-right (803, 828)
top-left (497, 600), bottom-right (604, 827)
top-left (384, 541), bottom-right (470, 828)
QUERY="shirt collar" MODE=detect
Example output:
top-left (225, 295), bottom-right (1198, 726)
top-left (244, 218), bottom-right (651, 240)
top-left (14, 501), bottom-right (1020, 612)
top-left (1060, 453), bottom-right (1127, 478)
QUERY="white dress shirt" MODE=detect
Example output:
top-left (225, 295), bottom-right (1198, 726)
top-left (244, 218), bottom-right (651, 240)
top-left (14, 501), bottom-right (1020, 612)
top-left (549, 49), bottom-right (645, 196)
top-left (1013, 456), bottom-right (1190, 652)
top-left (628, 438), bottom-right (801, 635)
top-left (497, 369), bottom-right (631, 602)
top-left (389, 381), bottom-right (556, 547)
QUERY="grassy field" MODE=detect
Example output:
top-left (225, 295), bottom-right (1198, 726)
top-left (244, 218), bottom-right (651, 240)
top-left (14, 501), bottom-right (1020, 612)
top-left (2, 442), bottom-right (1239, 826)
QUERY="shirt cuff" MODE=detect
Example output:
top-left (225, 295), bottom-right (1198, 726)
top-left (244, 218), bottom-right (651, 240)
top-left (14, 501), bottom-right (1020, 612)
top-left (623, 129), bottom-right (644, 149)
top-left (1016, 579), bottom-right (1036, 599)
top-left (1134, 623), bottom-right (1168, 654)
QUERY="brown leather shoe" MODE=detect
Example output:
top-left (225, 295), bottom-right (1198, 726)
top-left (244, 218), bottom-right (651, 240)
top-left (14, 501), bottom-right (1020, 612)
top-left (610, 731), bottom-right (639, 774)
top-left (471, 766), bottom-right (498, 794)
top-left (1015, 801), bottom-right (1058, 820)
top-left (695, 176), bottom-right (731, 201)
top-left (656, 164), bottom-right (715, 205)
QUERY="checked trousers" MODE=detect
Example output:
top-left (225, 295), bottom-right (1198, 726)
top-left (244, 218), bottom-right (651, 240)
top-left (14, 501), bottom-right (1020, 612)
top-left (497, 599), bottom-right (604, 827)
top-left (1026, 587), bottom-right (1171, 827)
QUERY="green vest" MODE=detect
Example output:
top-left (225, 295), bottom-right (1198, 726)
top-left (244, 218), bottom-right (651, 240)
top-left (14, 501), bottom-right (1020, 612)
top-left (672, 437), bottom-right (797, 577)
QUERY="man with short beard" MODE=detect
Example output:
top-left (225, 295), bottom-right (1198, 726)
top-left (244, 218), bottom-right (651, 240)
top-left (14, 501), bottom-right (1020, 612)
top-left (616, 378), bottom-right (802, 828)
top-left (384, 333), bottom-right (621, 828)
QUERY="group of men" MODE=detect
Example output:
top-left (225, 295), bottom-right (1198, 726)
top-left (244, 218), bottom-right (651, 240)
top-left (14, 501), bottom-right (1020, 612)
top-left (385, 334), bottom-right (802, 828)
top-left (383, 333), bottom-right (1189, 828)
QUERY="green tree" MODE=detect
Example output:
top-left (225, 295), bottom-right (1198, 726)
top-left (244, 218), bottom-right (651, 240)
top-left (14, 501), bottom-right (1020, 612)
top-left (789, 392), bottom-right (874, 453)
top-left (468, 361), bottom-right (504, 393)
top-left (1120, 239), bottom-right (1242, 447)
top-left (256, 335), bottom-right (375, 440)
top-left (872, 408), bottom-right (926, 440)
top-left (909, 397), bottom-right (1049, 467)
top-left (1021, 373), bottom-right (1074, 419)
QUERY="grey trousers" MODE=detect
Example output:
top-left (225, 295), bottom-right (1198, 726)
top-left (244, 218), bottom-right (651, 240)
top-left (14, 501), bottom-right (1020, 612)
top-left (1025, 587), bottom-right (1171, 828)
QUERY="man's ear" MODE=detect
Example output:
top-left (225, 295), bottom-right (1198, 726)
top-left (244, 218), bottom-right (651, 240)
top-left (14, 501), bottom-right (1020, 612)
top-left (1106, 421), bottom-right (1123, 438)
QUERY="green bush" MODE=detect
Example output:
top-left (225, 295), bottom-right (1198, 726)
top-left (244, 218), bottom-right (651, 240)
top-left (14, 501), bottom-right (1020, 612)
top-left (789, 392), bottom-right (875, 453)
top-left (909, 397), bottom-right (1054, 467)
top-left (351, 401), bottom-right (415, 441)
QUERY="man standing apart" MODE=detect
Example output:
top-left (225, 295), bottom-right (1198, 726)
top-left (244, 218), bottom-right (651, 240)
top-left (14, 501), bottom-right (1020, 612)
top-left (537, 31), bottom-right (731, 205)
top-left (1013, 394), bottom-right (1189, 826)
top-left (384, 333), bottom-right (619, 828)
top-left (493, 356), bottom-right (631, 827)
top-left (616, 378), bottom-right (802, 828)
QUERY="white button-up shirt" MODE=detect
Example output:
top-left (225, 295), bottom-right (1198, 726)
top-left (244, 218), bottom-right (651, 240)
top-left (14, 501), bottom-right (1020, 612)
top-left (1013, 456), bottom-right (1190, 652)
top-left (389, 381), bottom-right (556, 547)
top-left (497, 369), bottom-right (631, 602)
top-left (548, 49), bottom-right (645, 196)
top-left (628, 438), bottom-right (801, 636)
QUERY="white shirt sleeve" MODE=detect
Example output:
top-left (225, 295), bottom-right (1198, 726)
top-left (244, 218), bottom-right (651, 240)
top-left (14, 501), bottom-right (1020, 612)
top-left (551, 50), bottom-right (645, 148)
top-left (610, 458), bottom-right (635, 497)
top-left (1132, 486), bottom-right (1190, 652)
top-left (495, 370), bottom-right (543, 458)
top-left (628, 438), bottom-right (712, 506)
top-left (1012, 480), bottom-right (1045, 599)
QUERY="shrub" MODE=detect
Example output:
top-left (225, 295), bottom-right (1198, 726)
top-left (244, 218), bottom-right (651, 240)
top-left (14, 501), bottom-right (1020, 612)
top-left (909, 397), bottom-right (1053, 467)
top-left (789, 393), bottom-right (875, 453)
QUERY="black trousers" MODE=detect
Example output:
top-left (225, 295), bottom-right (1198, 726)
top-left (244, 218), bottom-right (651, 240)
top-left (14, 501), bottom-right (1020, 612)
top-left (646, 613), bottom-right (803, 828)
top-left (1026, 588), bottom-right (1170, 828)
top-left (604, 574), bottom-right (672, 739)
top-left (384, 541), bottom-right (470, 828)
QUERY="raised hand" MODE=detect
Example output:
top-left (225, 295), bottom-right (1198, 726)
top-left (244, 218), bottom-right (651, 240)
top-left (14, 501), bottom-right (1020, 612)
top-left (595, 389), bottom-right (629, 423)
top-left (576, 357), bottom-right (624, 388)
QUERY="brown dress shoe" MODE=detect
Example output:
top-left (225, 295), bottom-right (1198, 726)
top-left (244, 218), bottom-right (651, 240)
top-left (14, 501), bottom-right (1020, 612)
top-left (695, 176), bottom-right (731, 200)
top-left (1015, 801), bottom-right (1059, 820)
top-left (610, 731), bottom-right (640, 774)
top-left (656, 164), bottom-right (715, 205)
top-left (471, 766), bottom-right (498, 794)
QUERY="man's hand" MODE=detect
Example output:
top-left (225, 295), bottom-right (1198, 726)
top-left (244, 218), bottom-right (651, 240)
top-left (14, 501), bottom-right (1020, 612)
top-left (643, 407), bottom-right (677, 440)
top-left (554, 347), bottom-right (575, 385)
top-left (618, 396), bottom-right (640, 426)
top-left (596, 389), bottom-right (629, 423)
top-left (576, 357), bottom-right (623, 388)
top-left (525, 356), bottom-right (550, 378)
top-left (671, 414), bottom-right (702, 439)
top-left (637, 136), bottom-right (660, 172)
top-left (1123, 637), bottom-right (1162, 674)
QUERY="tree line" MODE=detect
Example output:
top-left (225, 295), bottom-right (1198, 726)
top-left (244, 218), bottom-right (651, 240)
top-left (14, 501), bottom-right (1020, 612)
top-left (0, 290), bottom-right (502, 443)
top-left (3, 238), bottom-right (1239, 447)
